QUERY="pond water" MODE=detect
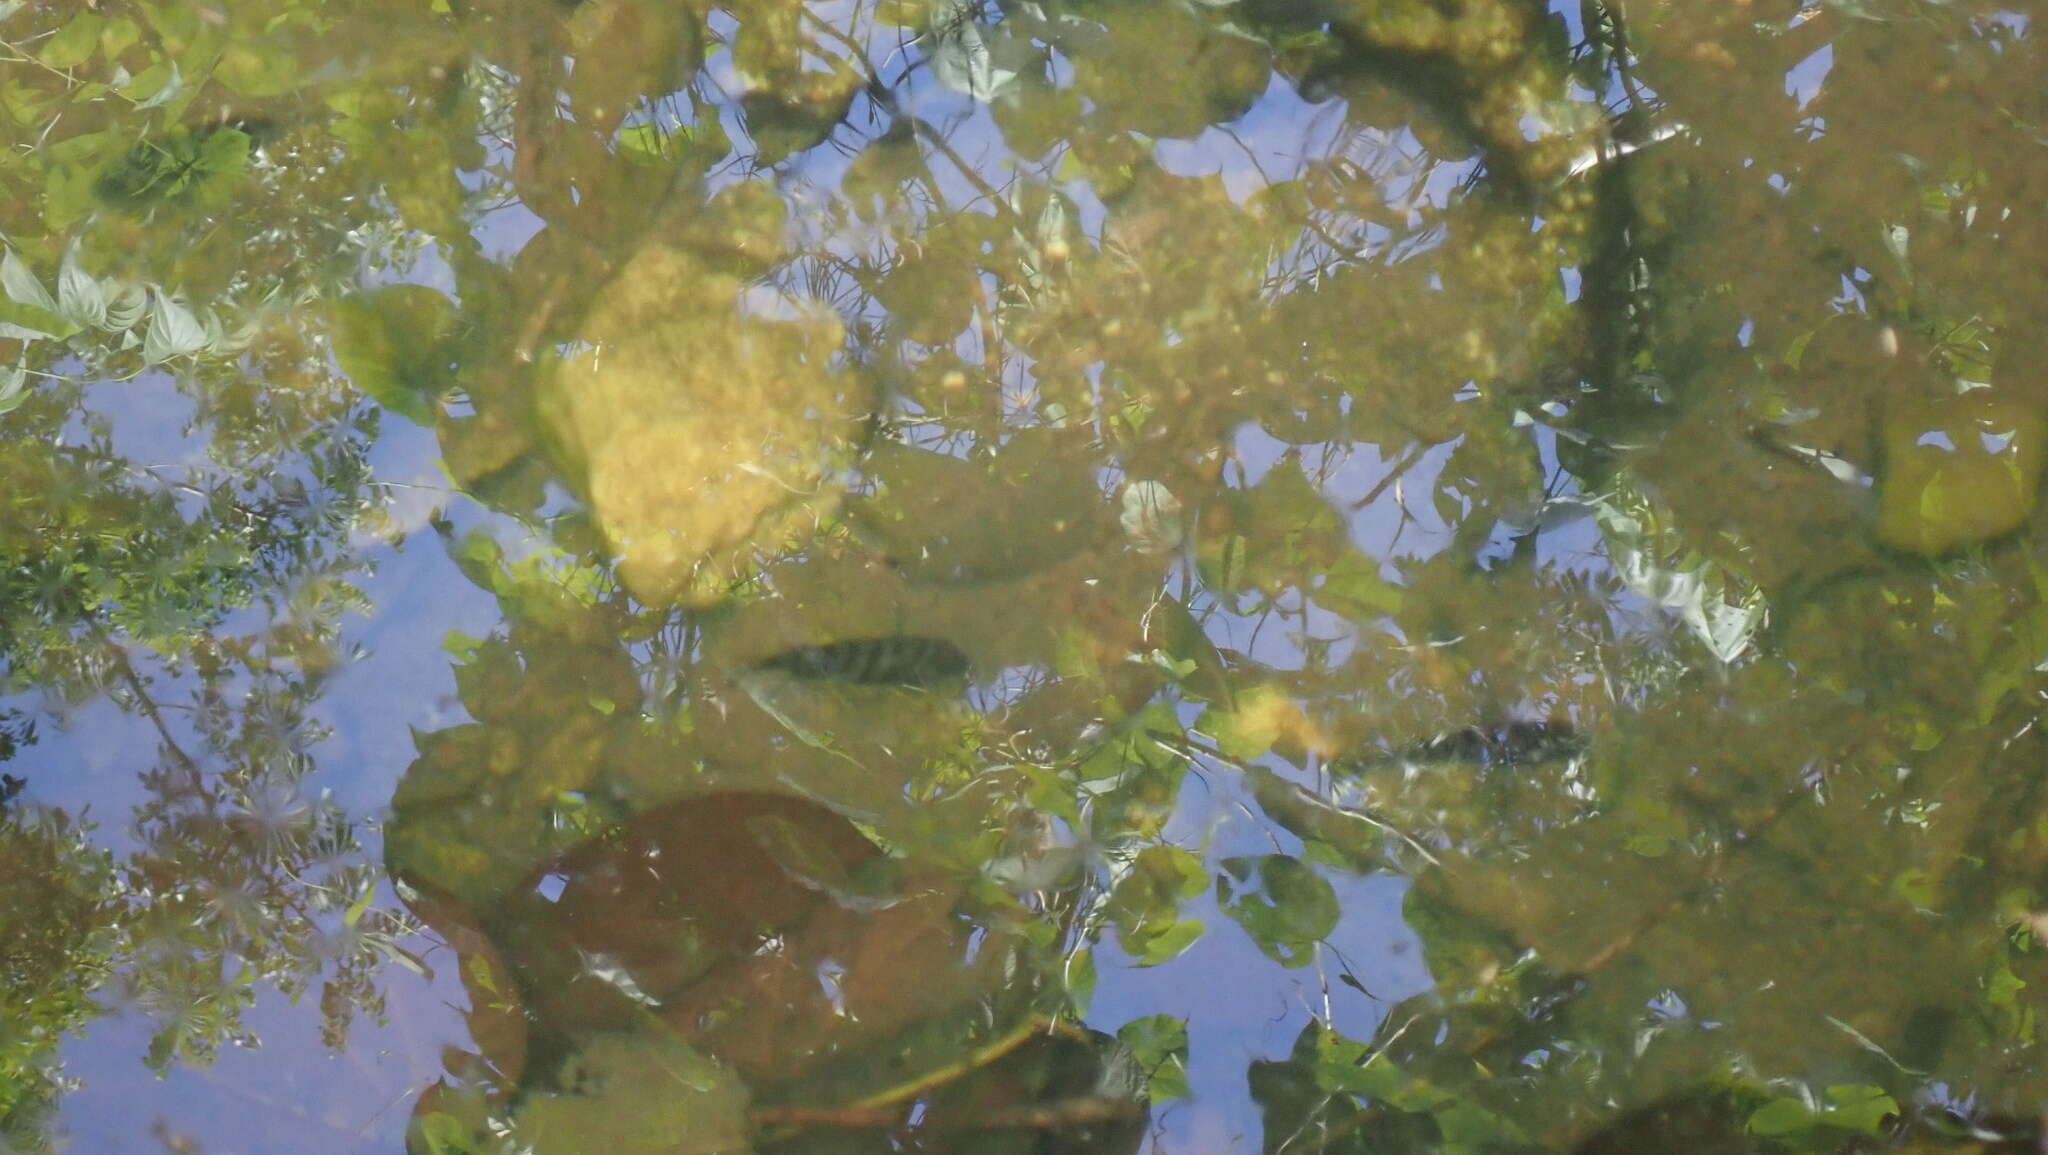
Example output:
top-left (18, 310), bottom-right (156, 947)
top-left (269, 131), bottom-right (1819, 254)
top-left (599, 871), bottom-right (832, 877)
top-left (2, 1), bottom-right (2046, 1152)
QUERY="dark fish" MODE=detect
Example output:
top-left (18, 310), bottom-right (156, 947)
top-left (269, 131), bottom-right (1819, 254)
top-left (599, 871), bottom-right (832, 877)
top-left (1386, 720), bottom-right (1584, 768)
top-left (0, 773), bottom-right (21, 809)
top-left (750, 636), bottom-right (971, 689)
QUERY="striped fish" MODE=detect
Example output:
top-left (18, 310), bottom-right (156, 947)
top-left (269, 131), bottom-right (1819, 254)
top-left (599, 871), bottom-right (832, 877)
top-left (748, 636), bottom-right (971, 690)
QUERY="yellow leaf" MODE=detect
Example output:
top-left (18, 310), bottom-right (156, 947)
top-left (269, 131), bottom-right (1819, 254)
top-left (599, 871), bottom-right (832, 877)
top-left (1206, 683), bottom-right (1333, 760)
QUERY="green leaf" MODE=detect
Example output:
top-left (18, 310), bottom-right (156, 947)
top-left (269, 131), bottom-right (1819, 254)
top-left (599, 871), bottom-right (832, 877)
top-left (615, 116), bottom-right (728, 170)
top-left (1199, 531), bottom-right (1248, 597)
top-left (1315, 551), bottom-right (1404, 619)
top-left (1196, 683), bottom-right (1329, 761)
top-left (1236, 453), bottom-right (1348, 592)
top-left (97, 127), bottom-right (249, 209)
top-left (1116, 1014), bottom-right (1190, 1100)
top-left (143, 292), bottom-right (209, 363)
top-left (618, 120), bottom-right (670, 161)
top-left (55, 245), bottom-right (105, 330)
top-left (1311, 1026), bottom-right (1404, 1099)
top-left (1782, 328), bottom-right (1816, 369)
top-left (341, 883), bottom-right (375, 928)
top-left (0, 357), bottom-right (28, 415)
top-left (1198, 702), bottom-right (1267, 761)
top-left (1063, 946), bottom-right (1097, 1013)
top-left (215, 38), bottom-right (306, 98)
top-left (513, 1033), bottom-right (751, 1154)
top-left (1139, 595), bottom-right (1234, 706)
top-left (1987, 960), bottom-right (2033, 1040)
top-left (43, 162), bottom-right (97, 233)
top-left (98, 15), bottom-right (140, 59)
top-left (465, 953), bottom-right (502, 998)
top-left (1748, 1086), bottom-right (1899, 1138)
top-left (330, 285), bottom-right (459, 423)
top-left (1108, 844), bottom-right (1209, 965)
top-left (38, 13), bottom-right (104, 69)
top-left (1, 248), bottom-right (58, 313)
top-left (445, 529), bottom-right (508, 592)
top-left (1217, 854), bottom-right (1339, 967)
top-left (101, 279), bottom-right (147, 331)
top-left (0, 246), bottom-right (79, 338)
top-left (415, 1112), bottom-right (487, 1155)
top-left (1820, 1085), bottom-right (1898, 1134)
top-left (126, 60), bottom-right (184, 110)
top-left (1134, 918), bottom-right (1205, 966)
top-left (0, 299), bottom-right (74, 342)
top-left (926, 0), bottom-right (1016, 100)
top-left (196, 126), bottom-right (251, 178)
top-left (1891, 867), bottom-right (1937, 910)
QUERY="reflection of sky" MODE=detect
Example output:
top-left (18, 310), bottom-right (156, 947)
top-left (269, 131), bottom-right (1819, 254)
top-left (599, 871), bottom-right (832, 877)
top-left (1786, 44), bottom-right (1833, 110)
top-left (1089, 729), bottom-right (1433, 1152)
top-left (59, 991), bottom-right (460, 1153)
top-left (20, 205), bottom-right (546, 1145)
top-left (33, 392), bottom-right (505, 1151)
top-left (1157, 76), bottom-right (1351, 200)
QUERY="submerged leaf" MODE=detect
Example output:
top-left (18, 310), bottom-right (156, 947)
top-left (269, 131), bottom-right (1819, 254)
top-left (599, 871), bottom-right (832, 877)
top-left (1116, 1014), bottom-right (1190, 1100)
top-left (36, 12), bottom-right (102, 69)
top-left (1108, 845), bottom-right (1209, 965)
top-left (127, 60), bottom-right (184, 110)
top-left (1198, 683), bottom-right (1332, 761)
top-left (330, 284), bottom-right (459, 424)
top-left (1217, 854), bottom-right (1338, 967)
top-left (1746, 1085), bottom-right (1898, 1139)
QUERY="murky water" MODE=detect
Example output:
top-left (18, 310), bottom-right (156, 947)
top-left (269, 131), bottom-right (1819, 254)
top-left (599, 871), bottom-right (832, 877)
top-left (2, 1), bottom-right (2046, 1151)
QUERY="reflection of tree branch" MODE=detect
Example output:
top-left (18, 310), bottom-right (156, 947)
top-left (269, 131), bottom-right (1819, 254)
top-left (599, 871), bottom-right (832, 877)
top-left (1162, 731), bottom-right (1443, 869)
top-left (908, 117), bottom-right (1022, 226)
top-left (797, 4), bottom-right (1023, 227)
top-left (1347, 441), bottom-right (1430, 511)
top-left (86, 616), bottom-right (203, 777)
top-left (1578, 0), bottom-right (1651, 124)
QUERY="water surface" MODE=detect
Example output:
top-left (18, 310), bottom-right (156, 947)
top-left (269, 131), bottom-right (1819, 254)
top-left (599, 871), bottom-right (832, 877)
top-left (2, 1), bottom-right (2046, 1151)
